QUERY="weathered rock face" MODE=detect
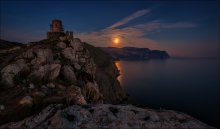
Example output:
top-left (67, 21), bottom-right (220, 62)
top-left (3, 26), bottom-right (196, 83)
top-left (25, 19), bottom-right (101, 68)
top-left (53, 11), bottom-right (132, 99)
top-left (62, 47), bottom-right (77, 62)
top-left (30, 48), bottom-right (53, 65)
top-left (0, 104), bottom-right (216, 129)
top-left (84, 43), bottom-right (126, 103)
top-left (82, 82), bottom-right (103, 103)
top-left (0, 36), bottom-right (125, 125)
top-left (1, 59), bottom-right (29, 88)
top-left (56, 41), bottom-right (66, 49)
top-left (61, 65), bottom-right (77, 83)
top-left (66, 86), bottom-right (87, 105)
top-left (30, 63), bottom-right (61, 81)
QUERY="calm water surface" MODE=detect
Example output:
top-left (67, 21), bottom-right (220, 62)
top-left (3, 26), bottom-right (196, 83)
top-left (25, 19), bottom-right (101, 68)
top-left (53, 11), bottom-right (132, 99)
top-left (115, 59), bottom-right (220, 127)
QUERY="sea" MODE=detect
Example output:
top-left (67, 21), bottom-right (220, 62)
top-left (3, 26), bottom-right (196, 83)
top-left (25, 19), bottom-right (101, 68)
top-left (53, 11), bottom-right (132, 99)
top-left (115, 58), bottom-right (220, 128)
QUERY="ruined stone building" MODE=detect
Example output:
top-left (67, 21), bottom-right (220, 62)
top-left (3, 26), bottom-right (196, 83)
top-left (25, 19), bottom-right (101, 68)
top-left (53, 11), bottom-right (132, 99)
top-left (47, 19), bottom-right (73, 40)
top-left (50, 19), bottom-right (64, 32)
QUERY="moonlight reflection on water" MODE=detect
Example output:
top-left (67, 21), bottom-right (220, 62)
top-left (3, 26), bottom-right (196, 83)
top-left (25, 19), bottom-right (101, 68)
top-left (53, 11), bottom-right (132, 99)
top-left (115, 61), bottom-right (122, 84)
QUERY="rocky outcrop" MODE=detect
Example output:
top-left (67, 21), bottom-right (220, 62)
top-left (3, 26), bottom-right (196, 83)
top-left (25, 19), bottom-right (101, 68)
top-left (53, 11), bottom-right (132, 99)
top-left (30, 63), bottom-right (61, 81)
top-left (82, 82), bottom-right (103, 103)
top-left (84, 43), bottom-right (126, 104)
top-left (0, 59), bottom-right (29, 88)
top-left (0, 104), bottom-right (216, 129)
top-left (0, 36), bottom-right (125, 125)
top-left (61, 65), bottom-right (77, 83)
top-left (56, 41), bottom-right (66, 49)
top-left (30, 48), bottom-right (53, 65)
top-left (62, 47), bottom-right (77, 62)
top-left (65, 86), bottom-right (87, 105)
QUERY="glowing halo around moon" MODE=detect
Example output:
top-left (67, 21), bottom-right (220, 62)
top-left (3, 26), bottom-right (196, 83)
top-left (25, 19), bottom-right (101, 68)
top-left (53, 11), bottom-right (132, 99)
top-left (113, 37), bottom-right (120, 45)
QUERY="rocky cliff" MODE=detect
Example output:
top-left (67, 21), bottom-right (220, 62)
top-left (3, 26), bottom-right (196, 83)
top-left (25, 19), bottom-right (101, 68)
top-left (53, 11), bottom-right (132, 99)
top-left (0, 37), bottom-right (216, 129)
top-left (0, 37), bottom-right (126, 125)
top-left (100, 47), bottom-right (170, 60)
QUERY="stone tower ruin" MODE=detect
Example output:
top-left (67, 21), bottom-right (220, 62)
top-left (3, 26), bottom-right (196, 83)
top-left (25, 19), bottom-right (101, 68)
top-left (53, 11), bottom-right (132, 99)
top-left (50, 19), bottom-right (64, 32)
top-left (47, 19), bottom-right (73, 40)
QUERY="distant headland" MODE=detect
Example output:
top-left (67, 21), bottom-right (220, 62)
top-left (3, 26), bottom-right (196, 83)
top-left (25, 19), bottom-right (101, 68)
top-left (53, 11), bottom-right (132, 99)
top-left (100, 47), bottom-right (169, 60)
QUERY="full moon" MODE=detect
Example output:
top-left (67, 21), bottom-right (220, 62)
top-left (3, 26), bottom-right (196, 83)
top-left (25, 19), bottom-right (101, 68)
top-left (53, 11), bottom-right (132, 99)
top-left (113, 38), bottom-right (119, 44)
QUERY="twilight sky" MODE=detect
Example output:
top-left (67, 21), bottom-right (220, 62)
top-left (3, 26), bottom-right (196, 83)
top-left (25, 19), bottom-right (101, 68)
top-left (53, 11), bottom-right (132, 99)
top-left (0, 0), bottom-right (219, 57)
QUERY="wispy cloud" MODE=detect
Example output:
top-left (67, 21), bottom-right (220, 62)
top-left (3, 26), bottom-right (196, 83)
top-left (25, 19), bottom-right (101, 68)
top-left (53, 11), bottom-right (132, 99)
top-left (77, 21), bottom-right (197, 49)
top-left (162, 22), bottom-right (197, 28)
top-left (134, 21), bottom-right (197, 31)
top-left (77, 27), bottom-right (158, 48)
top-left (107, 9), bottom-right (151, 29)
top-left (77, 10), bottom-right (197, 52)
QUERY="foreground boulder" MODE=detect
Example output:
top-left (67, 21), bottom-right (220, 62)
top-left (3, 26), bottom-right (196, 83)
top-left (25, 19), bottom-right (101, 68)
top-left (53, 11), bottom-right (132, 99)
top-left (30, 63), bottom-right (61, 81)
top-left (0, 59), bottom-right (29, 88)
top-left (0, 104), bottom-right (216, 129)
top-left (61, 65), bottom-right (77, 83)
